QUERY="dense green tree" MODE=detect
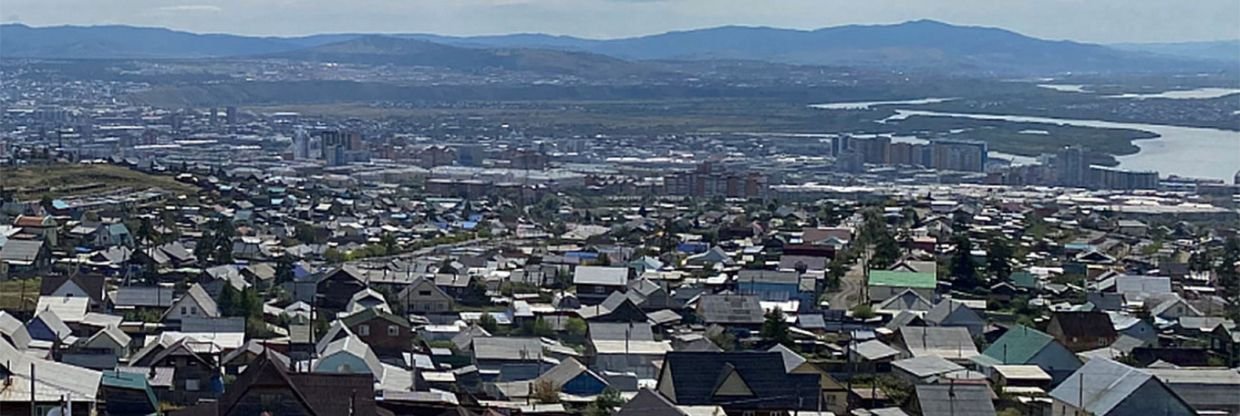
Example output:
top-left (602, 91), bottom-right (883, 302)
top-left (274, 255), bottom-right (295, 286)
top-left (986, 236), bottom-right (1014, 280)
top-left (950, 234), bottom-right (982, 290)
top-left (478, 313), bottom-right (499, 333)
top-left (760, 307), bottom-right (792, 346)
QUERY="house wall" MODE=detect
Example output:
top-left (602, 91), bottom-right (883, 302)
top-left (315, 353), bottom-right (371, 375)
top-left (594, 352), bottom-right (662, 379)
top-left (349, 319), bottom-right (411, 355)
top-left (164, 297), bottom-right (208, 322)
top-left (1106, 380), bottom-right (1195, 416)
top-left (1029, 344), bottom-right (1083, 385)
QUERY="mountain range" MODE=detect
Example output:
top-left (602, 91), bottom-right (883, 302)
top-left (1, 20), bottom-right (1233, 74)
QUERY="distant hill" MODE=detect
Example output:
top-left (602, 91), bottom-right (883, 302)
top-left (0, 23), bottom-right (305, 59)
top-left (0, 21), bottom-right (1218, 74)
top-left (420, 20), bottom-right (1200, 74)
top-left (270, 36), bottom-right (675, 79)
top-left (1111, 40), bottom-right (1240, 63)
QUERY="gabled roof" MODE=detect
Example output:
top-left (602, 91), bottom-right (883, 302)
top-left (981, 325), bottom-right (1056, 365)
top-left (914, 384), bottom-right (995, 416)
top-left (695, 295), bottom-right (764, 325)
top-left (472, 337), bottom-right (544, 361)
top-left (40, 275), bottom-right (106, 303)
top-left (0, 239), bottom-right (45, 262)
top-left (536, 356), bottom-right (605, 388)
top-left (869, 270), bottom-right (936, 289)
top-left (876, 288), bottom-right (933, 312)
top-left (897, 327), bottom-right (979, 359)
top-left (86, 325), bottom-right (132, 349)
top-left (924, 299), bottom-right (983, 326)
top-left (658, 351), bottom-right (819, 409)
top-left (0, 335), bottom-right (102, 402)
top-left (340, 307), bottom-right (409, 330)
top-left (1049, 358), bottom-right (1192, 415)
top-left (112, 286), bottom-right (176, 308)
top-left (574, 266), bottom-right (629, 286)
top-left (0, 311), bottom-right (32, 350)
top-left (1050, 311), bottom-right (1117, 339)
top-left (616, 388), bottom-right (689, 416)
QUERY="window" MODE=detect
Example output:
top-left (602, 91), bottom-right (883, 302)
top-left (185, 379), bottom-right (200, 391)
top-left (191, 307), bottom-right (198, 315)
top-left (419, 290), bottom-right (432, 296)
top-left (181, 306), bottom-right (187, 315)
top-left (388, 325), bottom-right (400, 336)
top-left (358, 325), bottom-right (370, 336)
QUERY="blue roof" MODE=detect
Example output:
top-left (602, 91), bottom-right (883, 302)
top-left (51, 199), bottom-right (70, 210)
top-left (566, 251), bottom-right (600, 259)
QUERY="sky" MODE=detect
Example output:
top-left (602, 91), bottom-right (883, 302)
top-left (3, 0), bottom-right (1239, 43)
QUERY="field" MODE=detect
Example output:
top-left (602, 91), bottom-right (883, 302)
top-left (0, 277), bottom-right (41, 313)
top-left (0, 163), bottom-right (198, 199)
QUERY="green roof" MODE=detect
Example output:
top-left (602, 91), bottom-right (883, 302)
top-left (868, 270), bottom-right (937, 289)
top-left (1010, 272), bottom-right (1037, 289)
top-left (101, 370), bottom-right (159, 411)
top-left (982, 325), bottom-right (1053, 364)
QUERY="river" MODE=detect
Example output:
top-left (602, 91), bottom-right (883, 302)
top-left (809, 97), bottom-right (956, 110)
top-left (884, 110), bottom-right (1240, 180)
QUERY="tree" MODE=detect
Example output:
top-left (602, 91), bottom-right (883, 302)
top-left (532, 379), bottom-right (560, 403)
top-left (852, 304), bottom-right (876, 320)
top-left (871, 232), bottom-right (902, 269)
top-left (986, 236), bottom-right (1014, 281)
top-left (379, 233), bottom-right (398, 254)
top-left (478, 313), bottom-right (499, 333)
top-left (760, 307), bottom-right (792, 346)
top-left (587, 388), bottom-right (624, 416)
top-left (323, 247), bottom-right (346, 264)
top-left (564, 317), bottom-right (587, 343)
top-left (274, 255), bottom-right (295, 286)
top-left (950, 234), bottom-right (982, 290)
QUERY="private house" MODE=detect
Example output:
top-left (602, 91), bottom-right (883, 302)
top-left (162, 284), bottom-right (221, 324)
top-left (1047, 311), bottom-right (1119, 352)
top-left (521, 357), bottom-right (610, 398)
top-left (735, 270), bottom-right (812, 308)
top-left (111, 286), bottom-right (177, 314)
top-left (177, 350), bottom-right (380, 416)
top-left (0, 239), bottom-right (51, 278)
top-left (579, 291), bottom-right (649, 323)
top-left (893, 327), bottom-right (979, 363)
top-left (41, 275), bottom-right (107, 311)
top-left (875, 289), bottom-right (934, 315)
top-left (0, 336), bottom-right (102, 416)
top-left (339, 307), bottom-right (413, 358)
top-left (1049, 359), bottom-right (1194, 416)
top-left (587, 322), bottom-right (672, 379)
top-left (868, 270), bottom-right (936, 301)
top-left (770, 344), bottom-right (849, 414)
top-left (27, 309), bottom-right (75, 345)
top-left (0, 311), bottom-right (32, 350)
top-left (471, 337), bottom-right (548, 382)
top-left (1107, 311), bottom-right (1157, 348)
top-left (973, 325), bottom-right (1082, 384)
top-left (907, 384), bottom-right (996, 416)
top-left (656, 351), bottom-right (822, 413)
top-left (12, 215), bottom-right (58, 247)
top-left (93, 223), bottom-right (135, 248)
top-left (130, 336), bottom-right (221, 404)
top-left (574, 266), bottom-right (630, 305)
top-left (100, 370), bottom-right (160, 416)
top-left (395, 277), bottom-right (454, 315)
top-left (695, 294), bottom-right (765, 330)
top-left (315, 266), bottom-right (369, 313)
top-left (1145, 367), bottom-right (1240, 415)
top-left (924, 299), bottom-right (986, 338)
top-left (616, 388), bottom-right (725, 416)
top-left (892, 356), bottom-right (966, 384)
top-left (79, 325), bottom-right (132, 364)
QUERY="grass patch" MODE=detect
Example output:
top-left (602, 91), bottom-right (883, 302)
top-left (2, 163), bottom-right (197, 199)
top-left (0, 277), bottom-right (42, 312)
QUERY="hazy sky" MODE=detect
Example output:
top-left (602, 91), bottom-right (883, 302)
top-left (4, 0), bottom-right (1239, 43)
